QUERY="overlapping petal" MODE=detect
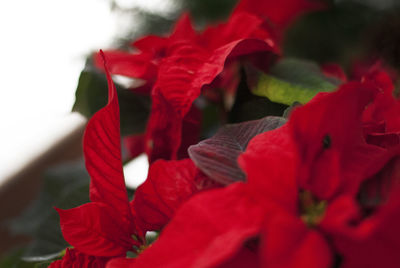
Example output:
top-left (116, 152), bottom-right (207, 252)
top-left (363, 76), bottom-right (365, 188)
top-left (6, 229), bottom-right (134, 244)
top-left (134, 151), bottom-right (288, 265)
top-left (132, 159), bottom-right (199, 231)
top-left (56, 203), bottom-right (135, 257)
top-left (55, 53), bottom-right (141, 265)
top-left (288, 82), bottom-right (386, 199)
top-left (262, 212), bottom-right (332, 268)
top-left (133, 183), bottom-right (267, 268)
top-left (49, 248), bottom-right (108, 268)
top-left (84, 52), bottom-right (133, 227)
top-left (233, 0), bottom-right (325, 32)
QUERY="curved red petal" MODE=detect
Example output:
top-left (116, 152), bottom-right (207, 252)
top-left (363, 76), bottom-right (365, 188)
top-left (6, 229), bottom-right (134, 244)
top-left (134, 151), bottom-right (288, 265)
top-left (56, 203), bottom-right (136, 257)
top-left (262, 212), bottom-right (332, 268)
top-left (84, 53), bottom-right (133, 229)
top-left (132, 159), bottom-right (198, 231)
top-left (239, 125), bottom-right (299, 213)
top-left (134, 183), bottom-right (266, 268)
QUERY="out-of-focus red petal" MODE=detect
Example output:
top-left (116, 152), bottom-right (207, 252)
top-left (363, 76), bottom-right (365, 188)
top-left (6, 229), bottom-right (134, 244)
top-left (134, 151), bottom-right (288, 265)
top-left (56, 202), bottom-right (136, 257)
top-left (262, 212), bottom-right (332, 268)
top-left (132, 159), bottom-right (198, 231)
top-left (133, 183), bottom-right (267, 268)
top-left (177, 104), bottom-right (202, 159)
top-left (239, 125), bottom-right (298, 213)
top-left (334, 187), bottom-right (400, 268)
top-left (106, 257), bottom-right (136, 268)
top-left (84, 53), bottom-right (133, 225)
top-left (319, 195), bottom-right (361, 239)
top-left (289, 82), bottom-right (385, 199)
top-left (234, 0), bottom-right (325, 32)
top-left (94, 50), bottom-right (157, 81)
top-left (49, 248), bottom-right (109, 268)
top-left (124, 134), bottom-right (145, 159)
top-left (321, 63), bottom-right (348, 82)
top-left (131, 35), bottom-right (167, 57)
top-left (200, 12), bottom-right (278, 53)
top-left (168, 13), bottom-right (197, 43)
top-left (217, 246), bottom-right (261, 268)
top-left (148, 37), bottom-right (276, 161)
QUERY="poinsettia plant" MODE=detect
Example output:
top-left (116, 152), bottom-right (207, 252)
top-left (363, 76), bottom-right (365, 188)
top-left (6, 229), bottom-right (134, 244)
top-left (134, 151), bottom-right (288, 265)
top-left (3, 0), bottom-right (400, 267)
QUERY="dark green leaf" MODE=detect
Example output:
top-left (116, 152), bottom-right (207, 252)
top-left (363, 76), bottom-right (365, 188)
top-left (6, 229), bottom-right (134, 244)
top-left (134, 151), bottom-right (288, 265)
top-left (9, 161), bottom-right (90, 258)
top-left (72, 65), bottom-right (150, 136)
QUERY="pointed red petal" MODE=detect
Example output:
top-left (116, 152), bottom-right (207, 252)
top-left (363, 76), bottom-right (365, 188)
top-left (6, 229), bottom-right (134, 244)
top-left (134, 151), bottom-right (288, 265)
top-left (49, 248), bottom-right (109, 268)
top-left (84, 53), bottom-right (132, 225)
top-left (56, 203), bottom-right (136, 257)
top-left (289, 82), bottom-right (384, 199)
top-left (262, 212), bottom-right (332, 268)
top-left (94, 50), bottom-right (157, 81)
top-left (239, 125), bottom-right (299, 213)
top-left (132, 159), bottom-right (198, 231)
top-left (134, 183), bottom-right (266, 268)
top-left (234, 0), bottom-right (325, 31)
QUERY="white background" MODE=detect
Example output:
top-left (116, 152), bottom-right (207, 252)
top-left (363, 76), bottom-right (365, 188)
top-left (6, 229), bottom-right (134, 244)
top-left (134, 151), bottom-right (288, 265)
top-left (0, 0), bottom-right (175, 186)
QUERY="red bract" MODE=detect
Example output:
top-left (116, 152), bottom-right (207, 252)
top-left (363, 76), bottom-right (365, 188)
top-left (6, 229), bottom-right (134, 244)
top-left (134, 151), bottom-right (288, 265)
top-left (96, 0), bottom-right (285, 162)
top-left (144, 11), bottom-right (278, 162)
top-left (130, 80), bottom-right (400, 267)
top-left (132, 158), bottom-right (218, 232)
top-left (48, 248), bottom-right (108, 268)
top-left (233, 0), bottom-right (325, 34)
top-left (52, 53), bottom-right (143, 266)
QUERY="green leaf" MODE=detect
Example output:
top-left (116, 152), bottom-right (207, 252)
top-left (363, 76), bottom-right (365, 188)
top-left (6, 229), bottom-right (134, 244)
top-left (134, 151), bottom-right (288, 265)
top-left (72, 64), bottom-right (151, 136)
top-left (229, 68), bottom-right (288, 123)
top-left (9, 161), bottom-right (90, 258)
top-left (251, 58), bottom-right (340, 106)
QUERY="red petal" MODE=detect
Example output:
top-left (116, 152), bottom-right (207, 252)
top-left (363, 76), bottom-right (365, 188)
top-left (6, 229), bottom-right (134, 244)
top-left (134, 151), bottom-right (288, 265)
top-left (333, 188), bottom-right (400, 268)
top-left (289, 82), bottom-right (384, 199)
top-left (56, 203), bottom-right (136, 257)
top-left (124, 134), bottom-right (145, 159)
top-left (217, 247), bottom-right (261, 268)
top-left (132, 35), bottom-right (167, 57)
top-left (84, 53), bottom-right (133, 231)
top-left (49, 248), bottom-right (108, 268)
top-left (321, 63), bottom-right (347, 82)
top-left (234, 0), bottom-right (325, 31)
top-left (168, 13), bottom-right (197, 42)
top-left (148, 38), bottom-right (275, 161)
top-left (239, 125), bottom-right (298, 213)
top-left (262, 212), bottom-right (332, 268)
top-left (134, 183), bottom-right (266, 268)
top-left (132, 159), bottom-right (198, 231)
top-left (94, 50), bottom-right (157, 81)
top-left (106, 257), bottom-right (135, 268)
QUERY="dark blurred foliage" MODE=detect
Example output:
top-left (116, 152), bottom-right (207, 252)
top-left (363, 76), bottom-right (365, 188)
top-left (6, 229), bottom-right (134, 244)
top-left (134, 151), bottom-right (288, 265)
top-left (285, 0), bottom-right (400, 70)
top-left (108, 0), bottom-right (400, 72)
top-left (108, 0), bottom-right (239, 48)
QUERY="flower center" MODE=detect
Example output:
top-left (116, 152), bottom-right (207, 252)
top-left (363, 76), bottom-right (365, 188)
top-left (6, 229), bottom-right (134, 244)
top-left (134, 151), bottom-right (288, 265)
top-left (299, 190), bottom-right (327, 227)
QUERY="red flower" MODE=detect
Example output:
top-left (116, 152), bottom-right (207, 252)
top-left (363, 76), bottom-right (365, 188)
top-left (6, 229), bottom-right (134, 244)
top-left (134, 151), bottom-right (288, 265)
top-left (129, 80), bottom-right (399, 267)
top-left (52, 53), bottom-right (215, 267)
top-left (52, 52), bottom-right (143, 266)
top-left (97, 0), bottom-right (285, 162)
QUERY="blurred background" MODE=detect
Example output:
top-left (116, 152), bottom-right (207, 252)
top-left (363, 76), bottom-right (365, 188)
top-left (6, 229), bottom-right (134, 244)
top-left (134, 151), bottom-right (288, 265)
top-left (1, 0), bottom-right (400, 265)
